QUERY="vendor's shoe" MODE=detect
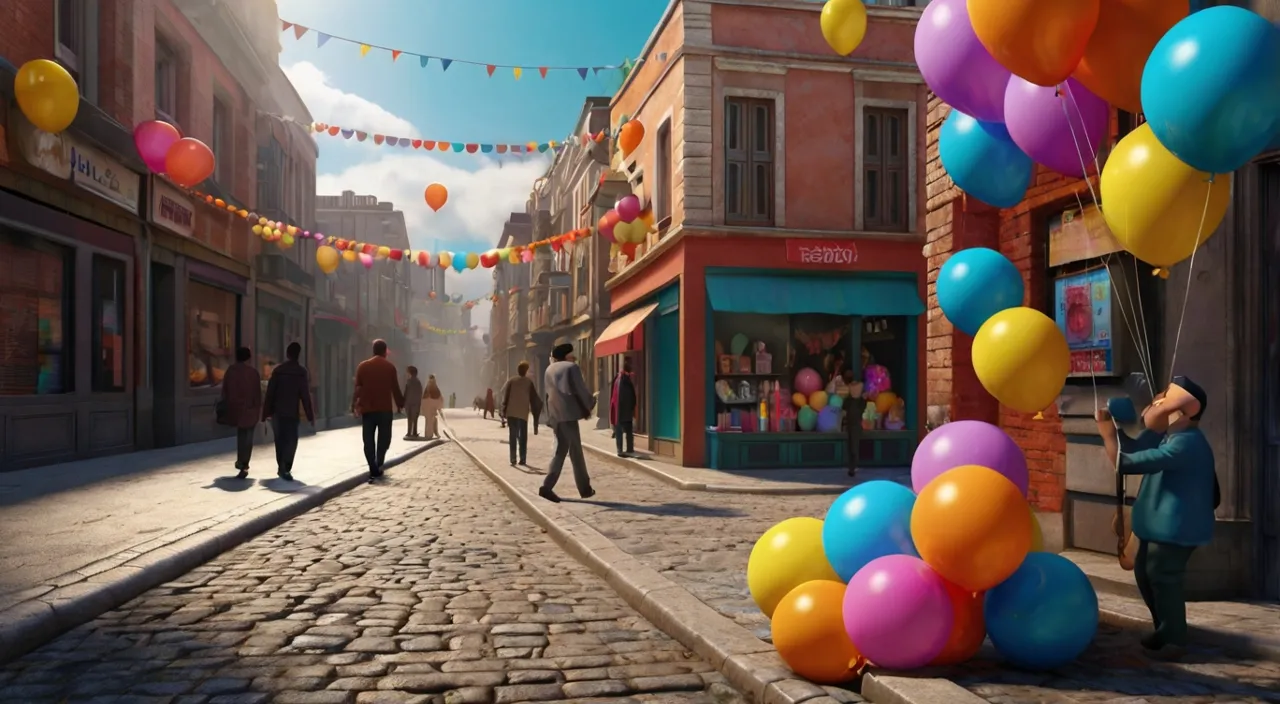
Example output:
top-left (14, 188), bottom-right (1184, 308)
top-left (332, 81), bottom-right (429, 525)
top-left (538, 487), bottom-right (561, 503)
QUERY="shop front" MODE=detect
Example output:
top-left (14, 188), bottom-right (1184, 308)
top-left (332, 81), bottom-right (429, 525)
top-left (594, 283), bottom-right (679, 452)
top-left (314, 312), bottom-right (356, 425)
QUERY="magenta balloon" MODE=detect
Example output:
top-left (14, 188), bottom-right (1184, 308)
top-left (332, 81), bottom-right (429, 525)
top-left (616, 195), bottom-right (641, 223)
top-left (794, 368), bottom-right (822, 396)
top-left (911, 420), bottom-right (1029, 496)
top-left (133, 120), bottom-right (181, 174)
top-left (1004, 77), bottom-right (1109, 178)
top-left (843, 555), bottom-right (953, 670)
top-left (914, 0), bottom-right (1010, 123)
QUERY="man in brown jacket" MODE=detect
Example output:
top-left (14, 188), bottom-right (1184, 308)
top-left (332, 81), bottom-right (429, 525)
top-left (499, 360), bottom-right (541, 466)
top-left (352, 339), bottom-right (405, 481)
top-left (219, 347), bottom-right (262, 479)
top-left (262, 341), bottom-right (315, 481)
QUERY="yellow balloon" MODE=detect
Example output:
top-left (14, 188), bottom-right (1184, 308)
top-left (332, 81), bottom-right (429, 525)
top-left (251, 224), bottom-right (264, 235)
top-left (342, 249), bottom-right (358, 263)
top-left (377, 245), bottom-right (391, 259)
top-left (972, 307), bottom-right (1070, 414)
top-left (438, 251), bottom-right (453, 268)
top-left (808, 390), bottom-right (829, 412)
top-left (747, 517), bottom-right (840, 619)
top-left (609, 243), bottom-right (620, 259)
top-left (14, 59), bottom-right (80, 133)
top-left (508, 250), bottom-right (520, 264)
top-left (1029, 507), bottom-right (1045, 552)
top-left (316, 245), bottom-right (340, 274)
top-left (465, 252), bottom-right (480, 270)
top-left (1100, 124), bottom-right (1230, 268)
top-left (820, 0), bottom-right (869, 56)
top-left (874, 391), bottom-right (897, 415)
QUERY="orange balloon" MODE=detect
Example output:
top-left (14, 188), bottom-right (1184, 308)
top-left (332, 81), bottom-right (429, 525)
top-left (910, 465), bottom-right (1032, 592)
top-left (969, 0), bottom-right (1101, 87)
top-left (929, 581), bottom-right (986, 666)
top-left (164, 138), bottom-right (216, 187)
top-left (619, 120), bottom-right (645, 158)
top-left (1072, 0), bottom-right (1189, 114)
top-left (425, 183), bottom-right (448, 212)
top-left (771, 581), bottom-right (864, 685)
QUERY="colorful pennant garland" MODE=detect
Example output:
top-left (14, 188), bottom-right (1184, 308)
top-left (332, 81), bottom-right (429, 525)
top-left (421, 323), bottom-right (477, 336)
top-left (308, 121), bottom-right (608, 156)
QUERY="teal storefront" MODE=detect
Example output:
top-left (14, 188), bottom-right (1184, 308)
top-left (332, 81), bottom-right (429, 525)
top-left (594, 283), bottom-right (680, 448)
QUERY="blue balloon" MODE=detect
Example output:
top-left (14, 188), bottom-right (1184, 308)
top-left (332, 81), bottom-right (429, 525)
top-left (452, 256), bottom-right (467, 273)
top-left (828, 394), bottom-right (845, 410)
top-left (1141, 7), bottom-right (1280, 175)
top-left (936, 247), bottom-right (1025, 336)
top-left (985, 552), bottom-right (1099, 670)
top-left (821, 480), bottom-right (918, 582)
top-left (939, 110), bottom-right (1033, 209)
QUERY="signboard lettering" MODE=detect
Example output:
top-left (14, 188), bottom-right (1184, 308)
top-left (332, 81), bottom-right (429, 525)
top-left (69, 140), bottom-right (141, 214)
top-left (150, 178), bottom-right (195, 237)
top-left (785, 240), bottom-right (859, 265)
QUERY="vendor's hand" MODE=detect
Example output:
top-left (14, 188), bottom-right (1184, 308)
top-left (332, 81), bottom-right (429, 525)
top-left (1095, 408), bottom-right (1112, 423)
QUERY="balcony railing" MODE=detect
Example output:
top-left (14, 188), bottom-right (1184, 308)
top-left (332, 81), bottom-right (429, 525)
top-left (528, 304), bottom-right (550, 332)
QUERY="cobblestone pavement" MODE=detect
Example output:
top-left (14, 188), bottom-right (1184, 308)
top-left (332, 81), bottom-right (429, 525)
top-left (0, 444), bottom-right (746, 704)
top-left (445, 413), bottom-right (1280, 703)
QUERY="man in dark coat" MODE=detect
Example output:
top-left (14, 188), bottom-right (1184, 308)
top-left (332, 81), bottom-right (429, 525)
top-left (610, 357), bottom-right (638, 457)
top-left (262, 341), bottom-right (315, 481)
top-left (219, 346), bottom-right (262, 479)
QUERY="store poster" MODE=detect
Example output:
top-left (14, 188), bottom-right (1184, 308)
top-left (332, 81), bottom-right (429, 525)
top-left (1054, 268), bottom-right (1113, 375)
top-left (1048, 205), bottom-right (1123, 267)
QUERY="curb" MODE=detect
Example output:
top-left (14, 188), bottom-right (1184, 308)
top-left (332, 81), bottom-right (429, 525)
top-left (1093, 592), bottom-right (1280, 663)
top-left (445, 424), bottom-right (981, 704)
top-left (0, 439), bottom-right (446, 665)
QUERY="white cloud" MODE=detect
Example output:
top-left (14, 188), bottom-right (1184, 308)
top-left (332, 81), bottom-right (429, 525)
top-left (283, 61), bottom-right (416, 136)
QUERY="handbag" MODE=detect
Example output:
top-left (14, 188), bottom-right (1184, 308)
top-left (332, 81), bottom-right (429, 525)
top-left (215, 398), bottom-right (231, 426)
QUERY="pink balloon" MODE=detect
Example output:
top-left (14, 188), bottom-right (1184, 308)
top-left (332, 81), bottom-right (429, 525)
top-left (616, 195), bottom-right (642, 223)
top-left (843, 555), bottom-right (953, 670)
top-left (794, 368), bottom-right (823, 396)
top-left (1004, 77), bottom-right (1109, 178)
top-left (521, 249), bottom-right (534, 263)
top-left (133, 120), bottom-right (181, 174)
top-left (359, 253), bottom-right (374, 269)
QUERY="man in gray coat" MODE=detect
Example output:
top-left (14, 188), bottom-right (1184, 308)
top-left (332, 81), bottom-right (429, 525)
top-left (540, 343), bottom-right (595, 502)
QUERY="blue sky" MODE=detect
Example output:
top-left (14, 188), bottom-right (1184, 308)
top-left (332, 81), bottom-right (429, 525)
top-left (276, 0), bottom-right (667, 309)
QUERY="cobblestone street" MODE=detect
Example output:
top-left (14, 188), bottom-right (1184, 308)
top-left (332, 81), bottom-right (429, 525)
top-left (0, 444), bottom-right (744, 704)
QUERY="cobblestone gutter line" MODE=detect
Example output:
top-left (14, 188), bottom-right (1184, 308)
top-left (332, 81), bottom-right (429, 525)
top-left (575, 442), bottom-right (851, 496)
top-left (0, 439), bottom-right (446, 666)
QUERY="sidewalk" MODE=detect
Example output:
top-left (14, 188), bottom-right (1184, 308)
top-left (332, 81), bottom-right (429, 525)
top-left (0, 423), bottom-right (443, 663)
top-left (444, 411), bottom-right (1280, 704)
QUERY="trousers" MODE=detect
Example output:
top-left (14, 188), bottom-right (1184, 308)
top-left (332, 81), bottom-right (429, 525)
top-left (362, 411), bottom-right (393, 474)
top-left (272, 417), bottom-right (300, 473)
top-left (235, 427), bottom-right (255, 470)
top-left (614, 420), bottom-right (634, 454)
top-left (508, 418), bottom-right (528, 464)
top-left (1134, 539), bottom-right (1196, 646)
top-left (543, 420), bottom-right (591, 495)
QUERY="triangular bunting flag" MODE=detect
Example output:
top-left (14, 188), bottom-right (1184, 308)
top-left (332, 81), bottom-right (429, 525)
top-left (481, 144), bottom-right (493, 153)
top-left (451, 143), bottom-right (465, 153)
top-left (356, 131), bottom-right (367, 142)
top-left (373, 134), bottom-right (385, 145)
top-left (538, 67), bottom-right (548, 79)
top-left (293, 24), bottom-right (308, 40)
top-left (399, 139), bottom-right (410, 148)
top-left (391, 50), bottom-right (401, 62)
top-left (440, 58), bottom-right (452, 71)
top-left (281, 20), bottom-right (293, 32)
top-left (437, 142), bottom-right (450, 151)
top-left (465, 144), bottom-right (479, 153)
top-left (327, 125), bottom-right (340, 136)
top-left (341, 129), bottom-right (354, 139)
top-left (496, 145), bottom-right (508, 154)
top-left (411, 139), bottom-right (422, 149)
top-left (576, 68), bottom-right (588, 80)
top-left (386, 137), bottom-right (398, 146)
top-left (486, 65), bottom-right (496, 77)
top-left (513, 67), bottom-right (522, 80)
top-left (593, 67), bottom-right (603, 75)
top-left (419, 56), bottom-right (429, 68)
top-left (317, 33), bottom-right (331, 48)
top-left (422, 141), bottom-right (436, 150)
top-left (359, 44), bottom-right (372, 57)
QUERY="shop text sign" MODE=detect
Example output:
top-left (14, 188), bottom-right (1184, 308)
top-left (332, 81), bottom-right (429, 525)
top-left (786, 240), bottom-right (859, 265)
top-left (70, 141), bottom-right (141, 214)
top-left (150, 178), bottom-right (195, 237)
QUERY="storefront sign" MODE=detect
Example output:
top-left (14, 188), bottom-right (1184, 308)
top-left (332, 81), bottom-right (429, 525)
top-left (12, 106), bottom-right (71, 178)
top-left (150, 178), bottom-right (195, 237)
top-left (70, 139), bottom-right (141, 214)
top-left (1054, 268), bottom-right (1114, 376)
top-left (786, 240), bottom-right (859, 265)
top-left (1048, 205), bottom-right (1122, 267)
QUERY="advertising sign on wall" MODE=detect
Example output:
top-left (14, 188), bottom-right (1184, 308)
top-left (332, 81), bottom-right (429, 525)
top-left (1054, 268), bottom-right (1114, 376)
top-left (1048, 205), bottom-right (1123, 267)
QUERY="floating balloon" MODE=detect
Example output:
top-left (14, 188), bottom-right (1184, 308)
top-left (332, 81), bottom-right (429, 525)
top-left (1004, 77), bottom-right (1109, 178)
top-left (936, 248), bottom-right (1024, 337)
top-left (930, 581), bottom-right (986, 666)
top-left (792, 392), bottom-right (808, 408)
top-left (616, 195), bottom-right (642, 223)
top-left (938, 111), bottom-right (1033, 209)
top-left (816, 406), bottom-right (841, 433)
top-left (1072, 0), bottom-right (1189, 114)
top-left (820, 0), bottom-right (868, 57)
top-left (1099, 124), bottom-right (1231, 268)
top-left (612, 220), bottom-right (637, 245)
top-left (797, 405), bottom-right (818, 432)
top-left (14, 59), bottom-right (80, 133)
top-left (913, 0), bottom-right (1010, 123)
top-left (342, 249), bottom-right (357, 263)
top-left (873, 392), bottom-right (897, 415)
top-left (968, 0), bottom-right (1100, 87)
top-left (417, 251), bottom-right (431, 267)
top-left (452, 255), bottom-right (467, 273)
top-left (828, 394), bottom-right (845, 410)
top-left (465, 252), bottom-right (480, 270)
top-left (972, 307), bottom-right (1070, 414)
top-left (316, 246), bottom-right (339, 274)
top-left (521, 248), bottom-right (534, 263)
top-left (425, 183), bottom-right (449, 211)
top-left (747, 518), bottom-right (840, 618)
top-left (794, 368), bottom-right (823, 396)
top-left (377, 246), bottom-right (391, 259)
top-left (479, 251), bottom-right (497, 269)
top-left (843, 555), bottom-right (952, 671)
top-left (359, 253), bottom-right (374, 269)
top-left (437, 252), bottom-right (452, 269)
top-left (911, 420), bottom-right (1029, 496)
top-left (619, 120), bottom-right (645, 158)
top-left (772, 581), bottom-right (863, 684)
top-left (822, 481), bottom-right (918, 583)
top-left (911, 465), bottom-right (1032, 592)
top-left (598, 211), bottom-right (620, 243)
top-left (164, 138), bottom-right (216, 188)
top-left (808, 390), bottom-right (829, 412)
top-left (985, 552), bottom-right (1098, 669)
top-left (133, 120), bottom-right (182, 174)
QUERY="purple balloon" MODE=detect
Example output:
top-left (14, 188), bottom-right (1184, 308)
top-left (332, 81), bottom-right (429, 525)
top-left (1004, 77), bottom-right (1109, 178)
top-left (914, 0), bottom-right (1010, 123)
top-left (843, 555), bottom-right (952, 670)
top-left (616, 195), bottom-right (641, 223)
top-left (911, 420), bottom-right (1028, 496)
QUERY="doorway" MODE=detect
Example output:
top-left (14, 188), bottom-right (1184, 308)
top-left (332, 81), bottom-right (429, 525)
top-left (151, 263), bottom-right (177, 447)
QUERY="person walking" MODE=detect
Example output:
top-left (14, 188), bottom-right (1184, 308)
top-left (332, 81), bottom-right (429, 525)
top-left (218, 347), bottom-right (262, 479)
top-left (610, 357), bottom-right (638, 457)
top-left (539, 343), bottom-right (595, 503)
top-left (402, 366), bottom-right (424, 439)
top-left (449, 391), bottom-right (456, 409)
top-left (483, 388), bottom-right (497, 420)
top-left (500, 361), bottom-right (542, 466)
top-left (261, 342), bottom-right (314, 481)
top-left (352, 339), bottom-right (405, 482)
top-left (422, 374), bottom-right (444, 439)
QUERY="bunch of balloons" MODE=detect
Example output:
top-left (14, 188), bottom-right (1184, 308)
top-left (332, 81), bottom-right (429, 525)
top-left (133, 120), bottom-right (217, 188)
top-left (919, 0), bottom-right (1280, 270)
top-left (600, 195), bottom-right (652, 246)
top-left (14, 60), bottom-right (80, 134)
top-left (789, 368), bottom-right (844, 433)
top-left (747, 420), bottom-right (1097, 682)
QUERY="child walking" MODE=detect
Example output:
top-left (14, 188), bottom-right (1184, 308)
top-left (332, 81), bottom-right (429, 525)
top-left (403, 366), bottom-right (424, 439)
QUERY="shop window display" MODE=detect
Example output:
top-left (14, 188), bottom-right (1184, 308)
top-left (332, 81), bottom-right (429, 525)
top-left (188, 281), bottom-right (239, 388)
top-left (0, 230), bottom-right (72, 396)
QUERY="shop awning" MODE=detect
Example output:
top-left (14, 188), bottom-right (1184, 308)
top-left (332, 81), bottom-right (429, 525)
top-left (594, 302), bottom-right (659, 357)
top-left (706, 275), bottom-right (925, 316)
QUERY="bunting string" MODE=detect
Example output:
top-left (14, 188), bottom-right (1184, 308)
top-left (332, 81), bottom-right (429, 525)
top-left (307, 120), bottom-right (607, 156)
top-left (420, 323), bottom-right (476, 336)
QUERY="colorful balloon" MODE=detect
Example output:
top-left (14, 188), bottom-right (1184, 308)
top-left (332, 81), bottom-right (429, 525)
top-left (792, 392), bottom-right (808, 408)
top-left (816, 405), bottom-right (841, 433)
top-left (1141, 6), bottom-right (1280, 175)
top-left (1099, 124), bottom-right (1231, 268)
top-left (794, 368), bottom-right (823, 396)
top-left (747, 518), bottom-right (840, 618)
top-left (616, 195), bottom-right (642, 223)
top-left (820, 0), bottom-right (869, 57)
top-left (133, 120), bottom-right (182, 174)
top-left (1072, 0), bottom-right (1189, 114)
top-left (842, 555), bottom-right (952, 670)
top-left (437, 251), bottom-right (452, 269)
top-left (14, 59), bottom-right (80, 133)
top-left (772, 581), bottom-right (863, 684)
top-left (425, 183), bottom-right (449, 212)
top-left (873, 392), bottom-right (897, 415)
top-left (914, 0), bottom-right (1010, 123)
top-left (480, 251), bottom-right (499, 268)
top-left (985, 552), bottom-right (1098, 669)
top-left (937, 247), bottom-right (1025, 337)
top-left (822, 481), bottom-right (919, 583)
top-left (619, 120), bottom-right (645, 158)
top-left (930, 581), bottom-right (986, 666)
top-left (612, 220), bottom-right (636, 245)
top-left (342, 249), bottom-right (357, 263)
top-left (465, 252), bottom-right (480, 270)
top-left (911, 465), bottom-right (1032, 592)
top-left (359, 253), bottom-right (374, 269)
top-left (164, 138), bottom-right (216, 188)
top-left (911, 420), bottom-right (1029, 496)
top-left (938, 111), bottom-right (1033, 209)
top-left (972, 307), bottom-right (1070, 414)
top-left (968, 0), bottom-right (1100, 87)
top-left (808, 390), bottom-right (829, 412)
top-left (797, 405), bottom-right (818, 432)
top-left (598, 211), bottom-right (620, 243)
top-left (1004, 77), bottom-right (1109, 178)
top-left (452, 255), bottom-right (467, 273)
top-left (315, 245), bottom-right (340, 274)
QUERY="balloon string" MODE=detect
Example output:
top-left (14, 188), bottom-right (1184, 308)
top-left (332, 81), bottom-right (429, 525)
top-left (1167, 182), bottom-right (1214, 384)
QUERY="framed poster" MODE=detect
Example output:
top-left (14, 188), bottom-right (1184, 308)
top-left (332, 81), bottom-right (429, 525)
top-left (1054, 268), bottom-right (1115, 377)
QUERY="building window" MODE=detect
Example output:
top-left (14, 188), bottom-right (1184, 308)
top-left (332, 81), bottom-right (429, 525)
top-left (863, 107), bottom-right (910, 232)
top-left (92, 255), bottom-right (126, 392)
top-left (0, 229), bottom-right (73, 396)
top-left (56, 0), bottom-right (97, 101)
top-left (258, 140), bottom-right (284, 214)
top-left (187, 281), bottom-right (239, 389)
top-left (656, 120), bottom-right (673, 225)
top-left (155, 35), bottom-right (180, 124)
top-left (724, 97), bottom-right (775, 225)
top-left (212, 96), bottom-right (232, 187)
top-left (257, 307), bottom-right (284, 380)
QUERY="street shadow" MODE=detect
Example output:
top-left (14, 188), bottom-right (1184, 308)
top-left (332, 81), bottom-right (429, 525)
top-left (575, 500), bottom-right (746, 518)
top-left (259, 478), bottom-right (319, 495)
top-left (203, 476), bottom-right (253, 493)
top-left (514, 464), bottom-right (545, 475)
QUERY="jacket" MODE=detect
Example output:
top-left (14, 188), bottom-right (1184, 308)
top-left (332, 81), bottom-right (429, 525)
top-left (403, 377), bottom-right (423, 412)
top-left (220, 362), bottom-right (262, 429)
top-left (500, 376), bottom-right (541, 421)
top-left (263, 360), bottom-right (314, 423)
top-left (354, 356), bottom-right (405, 414)
top-left (610, 372), bottom-right (637, 425)
top-left (1120, 427), bottom-right (1218, 547)
top-left (544, 361), bottom-right (593, 424)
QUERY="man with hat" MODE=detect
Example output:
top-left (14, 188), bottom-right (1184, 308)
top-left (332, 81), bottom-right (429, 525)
top-left (1096, 375), bottom-right (1218, 655)
top-left (540, 343), bottom-right (596, 502)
